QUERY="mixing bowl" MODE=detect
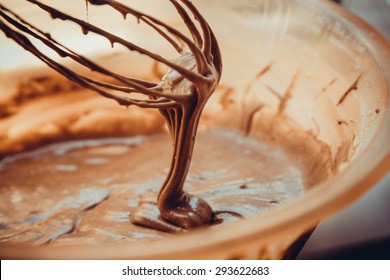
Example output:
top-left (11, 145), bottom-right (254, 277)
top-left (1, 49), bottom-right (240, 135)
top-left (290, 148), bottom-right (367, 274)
top-left (0, 0), bottom-right (389, 259)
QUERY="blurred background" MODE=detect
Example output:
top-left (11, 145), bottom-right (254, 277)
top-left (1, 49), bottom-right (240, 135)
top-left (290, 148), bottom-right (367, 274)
top-left (298, 0), bottom-right (390, 260)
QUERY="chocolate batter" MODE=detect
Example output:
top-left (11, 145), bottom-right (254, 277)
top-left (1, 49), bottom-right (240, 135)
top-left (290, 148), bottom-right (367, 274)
top-left (0, 0), bottom-right (221, 231)
top-left (0, 128), bottom-right (304, 245)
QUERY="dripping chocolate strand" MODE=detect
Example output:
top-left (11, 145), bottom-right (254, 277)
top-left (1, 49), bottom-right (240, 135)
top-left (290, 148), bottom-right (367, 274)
top-left (85, 0), bottom-right (89, 22)
top-left (337, 74), bottom-right (362, 106)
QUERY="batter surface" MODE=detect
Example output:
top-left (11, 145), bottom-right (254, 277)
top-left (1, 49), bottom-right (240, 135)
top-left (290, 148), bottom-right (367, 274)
top-left (0, 128), bottom-right (304, 246)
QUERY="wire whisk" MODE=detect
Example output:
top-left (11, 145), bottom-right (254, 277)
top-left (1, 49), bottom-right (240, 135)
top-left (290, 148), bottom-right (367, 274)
top-left (0, 0), bottom-right (222, 232)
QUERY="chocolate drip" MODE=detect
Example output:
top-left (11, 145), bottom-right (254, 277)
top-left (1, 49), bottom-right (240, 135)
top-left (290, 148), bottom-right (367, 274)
top-left (0, 0), bottom-right (222, 231)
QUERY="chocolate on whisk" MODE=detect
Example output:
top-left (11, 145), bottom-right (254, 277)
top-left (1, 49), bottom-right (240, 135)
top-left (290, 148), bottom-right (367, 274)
top-left (0, 0), bottom-right (222, 232)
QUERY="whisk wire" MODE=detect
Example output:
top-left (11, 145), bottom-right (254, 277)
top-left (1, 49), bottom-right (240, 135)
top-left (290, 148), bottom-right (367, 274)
top-left (0, 0), bottom-right (219, 108)
top-left (27, 0), bottom-right (209, 83)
